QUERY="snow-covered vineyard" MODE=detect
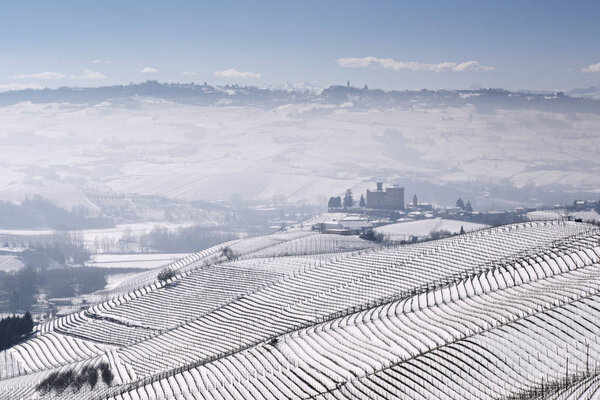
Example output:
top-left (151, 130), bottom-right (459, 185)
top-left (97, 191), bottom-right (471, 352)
top-left (1, 220), bottom-right (600, 399)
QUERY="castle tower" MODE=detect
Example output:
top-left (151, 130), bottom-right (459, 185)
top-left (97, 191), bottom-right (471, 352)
top-left (367, 183), bottom-right (404, 210)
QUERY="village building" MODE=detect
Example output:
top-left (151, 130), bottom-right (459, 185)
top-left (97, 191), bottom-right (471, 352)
top-left (366, 182), bottom-right (405, 210)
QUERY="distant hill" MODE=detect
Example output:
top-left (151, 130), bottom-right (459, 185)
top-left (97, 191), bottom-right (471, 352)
top-left (0, 81), bottom-right (599, 209)
top-left (1, 80), bottom-right (599, 114)
top-left (568, 85), bottom-right (600, 100)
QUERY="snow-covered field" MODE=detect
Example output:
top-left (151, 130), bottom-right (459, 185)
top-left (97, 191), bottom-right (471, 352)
top-left (526, 209), bottom-right (599, 222)
top-left (1, 220), bottom-right (598, 399)
top-left (0, 222), bottom-right (193, 251)
top-left (76, 222), bottom-right (194, 250)
top-left (374, 217), bottom-right (488, 240)
top-left (571, 210), bottom-right (600, 221)
top-left (0, 228), bottom-right (53, 236)
top-left (0, 255), bottom-right (25, 273)
top-left (85, 252), bottom-right (189, 269)
top-left (526, 209), bottom-right (567, 220)
top-left (0, 100), bottom-right (599, 208)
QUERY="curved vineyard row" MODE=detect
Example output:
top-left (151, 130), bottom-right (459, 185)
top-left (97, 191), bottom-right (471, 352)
top-left (0, 220), bottom-right (598, 399)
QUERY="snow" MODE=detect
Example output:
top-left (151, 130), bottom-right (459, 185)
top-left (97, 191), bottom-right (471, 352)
top-left (570, 210), bottom-right (600, 221)
top-left (85, 253), bottom-right (189, 269)
top-left (526, 209), bottom-right (599, 222)
top-left (0, 222), bottom-right (193, 250)
top-left (77, 222), bottom-right (194, 250)
top-left (0, 255), bottom-right (25, 272)
top-left (526, 210), bottom-right (566, 221)
top-left (0, 100), bottom-right (599, 207)
top-left (0, 229), bottom-right (53, 236)
top-left (0, 220), bottom-right (597, 399)
top-left (374, 218), bottom-right (489, 240)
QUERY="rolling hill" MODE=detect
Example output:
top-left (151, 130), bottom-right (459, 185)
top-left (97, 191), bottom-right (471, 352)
top-left (0, 219), bottom-right (599, 399)
top-left (1, 83), bottom-right (600, 210)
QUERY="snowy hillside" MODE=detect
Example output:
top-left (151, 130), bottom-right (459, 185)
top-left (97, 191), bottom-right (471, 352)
top-left (1, 85), bottom-right (599, 209)
top-left (527, 209), bottom-right (600, 222)
top-left (374, 218), bottom-right (488, 241)
top-left (1, 220), bottom-right (600, 399)
top-left (0, 255), bottom-right (25, 273)
top-left (85, 253), bottom-right (190, 270)
top-left (571, 210), bottom-right (600, 222)
top-left (526, 209), bottom-right (567, 220)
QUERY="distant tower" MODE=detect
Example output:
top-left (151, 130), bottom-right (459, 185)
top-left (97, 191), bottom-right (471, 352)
top-left (376, 182), bottom-right (383, 192)
top-left (413, 194), bottom-right (418, 207)
top-left (347, 80), bottom-right (350, 87)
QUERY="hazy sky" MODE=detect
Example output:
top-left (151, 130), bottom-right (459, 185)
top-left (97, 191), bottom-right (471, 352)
top-left (1, 0), bottom-right (599, 91)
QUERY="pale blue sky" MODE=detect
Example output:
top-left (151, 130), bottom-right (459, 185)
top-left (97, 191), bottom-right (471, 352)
top-left (1, 0), bottom-right (599, 91)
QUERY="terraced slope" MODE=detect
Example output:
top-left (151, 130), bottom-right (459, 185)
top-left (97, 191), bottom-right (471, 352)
top-left (0, 220), bottom-right (598, 400)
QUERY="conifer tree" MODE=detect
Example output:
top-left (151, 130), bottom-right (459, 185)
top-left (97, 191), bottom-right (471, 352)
top-left (465, 201), bottom-right (473, 212)
top-left (343, 189), bottom-right (354, 208)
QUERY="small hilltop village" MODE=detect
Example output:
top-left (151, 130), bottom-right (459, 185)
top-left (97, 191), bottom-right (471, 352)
top-left (317, 182), bottom-right (600, 241)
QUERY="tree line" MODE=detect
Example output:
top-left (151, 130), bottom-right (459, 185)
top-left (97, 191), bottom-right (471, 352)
top-left (18, 232), bottom-right (91, 268)
top-left (36, 362), bottom-right (114, 395)
top-left (328, 189), bottom-right (365, 209)
top-left (137, 226), bottom-right (238, 253)
top-left (0, 312), bottom-right (34, 351)
top-left (455, 198), bottom-right (474, 212)
top-left (0, 196), bottom-right (113, 230)
top-left (0, 266), bottom-right (111, 313)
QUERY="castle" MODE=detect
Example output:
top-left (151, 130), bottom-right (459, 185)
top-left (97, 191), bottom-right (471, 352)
top-left (366, 182), bottom-right (405, 210)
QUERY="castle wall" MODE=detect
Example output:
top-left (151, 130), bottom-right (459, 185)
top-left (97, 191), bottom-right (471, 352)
top-left (367, 187), bottom-right (404, 210)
